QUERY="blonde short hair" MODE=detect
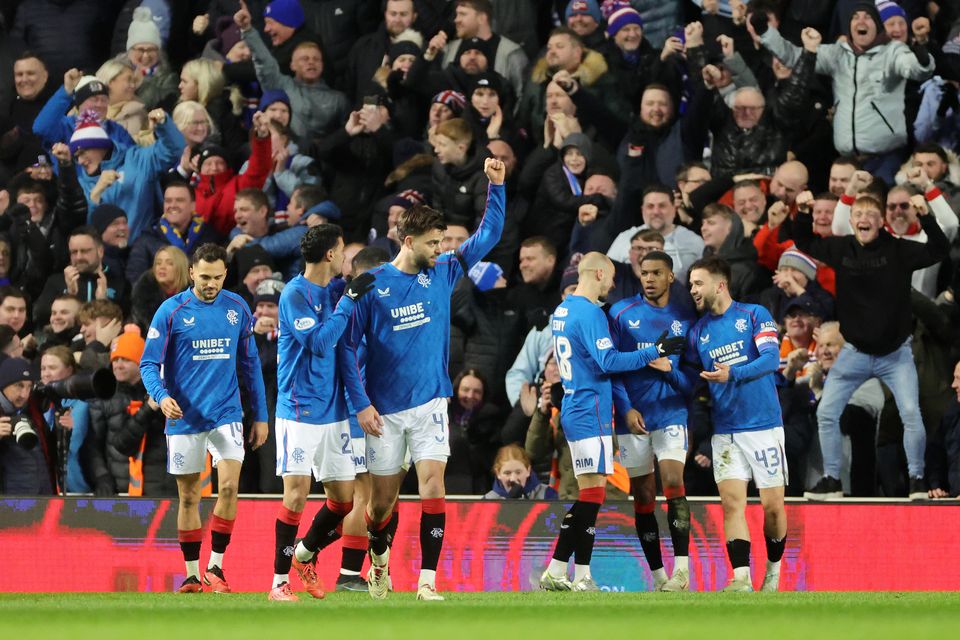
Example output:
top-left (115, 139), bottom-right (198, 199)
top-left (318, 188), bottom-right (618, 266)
top-left (180, 59), bottom-right (225, 106)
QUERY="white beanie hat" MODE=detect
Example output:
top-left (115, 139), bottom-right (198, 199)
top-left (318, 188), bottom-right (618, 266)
top-left (127, 7), bottom-right (162, 50)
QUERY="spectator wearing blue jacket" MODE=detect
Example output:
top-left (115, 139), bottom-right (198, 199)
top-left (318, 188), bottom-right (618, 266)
top-left (33, 71), bottom-right (135, 153)
top-left (68, 109), bottom-right (184, 242)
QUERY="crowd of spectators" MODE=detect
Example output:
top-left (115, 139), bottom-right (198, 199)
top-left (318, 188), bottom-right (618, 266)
top-left (1, 0), bottom-right (959, 501)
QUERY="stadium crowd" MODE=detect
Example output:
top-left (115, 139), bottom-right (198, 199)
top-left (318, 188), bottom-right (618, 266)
top-left (0, 0), bottom-right (959, 502)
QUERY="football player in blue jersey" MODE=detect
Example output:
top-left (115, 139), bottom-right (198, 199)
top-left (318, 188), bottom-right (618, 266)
top-left (267, 225), bottom-right (376, 601)
top-left (608, 251), bottom-right (697, 591)
top-left (686, 256), bottom-right (788, 592)
top-left (140, 243), bottom-right (268, 594)
top-left (342, 157), bottom-right (506, 601)
top-left (336, 246), bottom-right (392, 593)
top-left (539, 252), bottom-right (685, 592)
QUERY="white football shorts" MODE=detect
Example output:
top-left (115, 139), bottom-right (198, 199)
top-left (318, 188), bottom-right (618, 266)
top-left (366, 397), bottom-right (449, 475)
top-left (567, 434), bottom-right (614, 477)
top-left (712, 427), bottom-right (788, 489)
top-left (618, 424), bottom-right (689, 477)
top-left (276, 417), bottom-right (356, 483)
top-left (167, 422), bottom-right (244, 475)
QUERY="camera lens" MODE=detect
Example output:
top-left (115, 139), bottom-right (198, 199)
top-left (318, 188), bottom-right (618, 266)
top-left (13, 418), bottom-right (38, 450)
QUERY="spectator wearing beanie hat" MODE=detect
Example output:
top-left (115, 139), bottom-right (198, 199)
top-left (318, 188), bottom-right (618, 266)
top-left (464, 70), bottom-right (523, 145)
top-left (0, 356), bottom-right (54, 495)
top-left (85, 328), bottom-right (176, 497)
top-left (565, 0), bottom-right (605, 49)
top-left (258, 90), bottom-right (293, 128)
top-left (599, 2), bottom-right (659, 108)
top-left (33, 72), bottom-right (135, 154)
top-left (90, 204), bottom-right (131, 277)
top-left (264, 0), bottom-right (306, 43)
top-left (760, 249), bottom-right (834, 326)
top-left (232, 244), bottom-right (277, 309)
top-left (123, 6), bottom-right (178, 111)
top-left (69, 108), bottom-right (184, 242)
top-left (236, 0), bottom-right (349, 142)
top-left (877, 1), bottom-right (909, 43)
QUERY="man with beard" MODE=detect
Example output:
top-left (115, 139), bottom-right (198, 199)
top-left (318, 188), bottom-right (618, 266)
top-left (437, 0), bottom-right (527, 101)
top-left (538, 251), bottom-right (684, 592)
top-left (341, 0), bottom-right (420, 103)
top-left (140, 243), bottom-right (268, 594)
top-left (685, 256), bottom-right (788, 592)
top-left (341, 158), bottom-right (506, 602)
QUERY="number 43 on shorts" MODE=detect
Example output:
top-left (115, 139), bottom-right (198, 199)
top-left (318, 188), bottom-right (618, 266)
top-left (755, 447), bottom-right (781, 475)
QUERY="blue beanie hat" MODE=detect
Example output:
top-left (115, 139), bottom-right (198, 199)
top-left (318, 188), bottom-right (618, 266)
top-left (565, 0), bottom-right (602, 23)
top-left (605, 3), bottom-right (644, 37)
top-left (264, 0), bottom-right (305, 30)
top-left (259, 89), bottom-right (291, 112)
top-left (877, 1), bottom-right (907, 23)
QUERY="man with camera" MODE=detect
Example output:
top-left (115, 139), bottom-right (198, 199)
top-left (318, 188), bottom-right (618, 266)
top-left (0, 357), bottom-right (52, 495)
top-left (33, 226), bottom-right (131, 329)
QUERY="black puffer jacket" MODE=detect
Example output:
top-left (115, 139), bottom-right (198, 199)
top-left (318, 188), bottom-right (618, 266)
top-left (451, 281), bottom-right (527, 409)
top-left (431, 146), bottom-right (492, 230)
top-left (85, 381), bottom-right (174, 496)
top-left (707, 50), bottom-right (816, 178)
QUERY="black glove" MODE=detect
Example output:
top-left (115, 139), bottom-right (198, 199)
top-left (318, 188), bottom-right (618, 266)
top-left (749, 11), bottom-right (769, 37)
top-left (94, 476), bottom-right (116, 497)
top-left (344, 272), bottom-right (375, 301)
top-left (654, 330), bottom-right (685, 357)
top-left (911, 43), bottom-right (931, 67)
top-left (938, 83), bottom-right (959, 118)
top-left (505, 481), bottom-right (524, 499)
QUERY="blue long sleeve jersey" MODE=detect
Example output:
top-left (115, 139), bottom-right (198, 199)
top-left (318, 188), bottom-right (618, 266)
top-left (140, 289), bottom-right (268, 435)
top-left (552, 294), bottom-right (662, 442)
top-left (341, 183), bottom-right (505, 415)
top-left (684, 301), bottom-right (783, 434)
top-left (276, 274), bottom-right (359, 425)
top-left (608, 295), bottom-right (697, 433)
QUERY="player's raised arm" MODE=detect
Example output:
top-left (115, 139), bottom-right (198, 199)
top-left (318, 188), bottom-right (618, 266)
top-left (455, 157), bottom-right (507, 270)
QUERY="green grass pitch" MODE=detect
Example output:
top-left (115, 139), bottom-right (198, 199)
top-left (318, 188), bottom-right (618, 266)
top-left (2, 592), bottom-right (959, 640)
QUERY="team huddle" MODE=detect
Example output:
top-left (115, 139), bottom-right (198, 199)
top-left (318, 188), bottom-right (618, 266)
top-left (141, 155), bottom-right (785, 598)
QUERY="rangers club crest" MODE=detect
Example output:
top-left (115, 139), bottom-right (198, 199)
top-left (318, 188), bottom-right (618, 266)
top-left (417, 273), bottom-right (431, 288)
top-left (226, 309), bottom-right (239, 325)
top-left (671, 320), bottom-right (683, 336)
top-left (735, 318), bottom-right (748, 333)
